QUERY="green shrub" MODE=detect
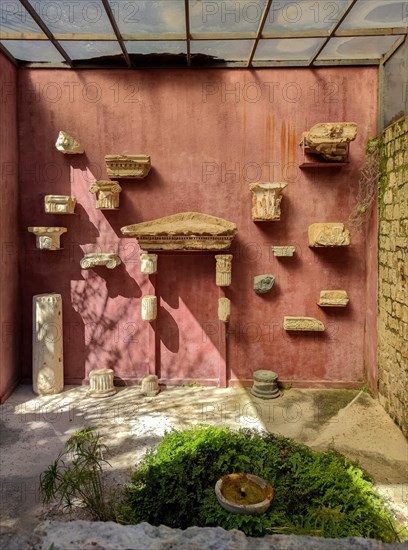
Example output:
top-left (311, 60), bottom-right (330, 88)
top-left (120, 426), bottom-right (403, 541)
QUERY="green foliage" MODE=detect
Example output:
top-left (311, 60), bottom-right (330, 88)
top-left (120, 426), bottom-right (402, 542)
top-left (40, 427), bottom-right (116, 521)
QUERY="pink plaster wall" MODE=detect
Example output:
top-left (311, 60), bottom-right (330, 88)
top-left (17, 67), bottom-right (378, 387)
top-left (0, 53), bottom-right (20, 402)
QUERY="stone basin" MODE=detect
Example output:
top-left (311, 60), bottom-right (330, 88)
top-left (215, 473), bottom-right (274, 515)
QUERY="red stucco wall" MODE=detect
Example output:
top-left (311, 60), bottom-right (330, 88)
top-left (17, 67), bottom-right (378, 387)
top-left (0, 53), bottom-right (20, 402)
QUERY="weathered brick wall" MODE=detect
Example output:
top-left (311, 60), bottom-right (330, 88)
top-left (378, 115), bottom-right (408, 438)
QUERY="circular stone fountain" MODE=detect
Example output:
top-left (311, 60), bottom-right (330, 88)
top-left (215, 473), bottom-right (274, 515)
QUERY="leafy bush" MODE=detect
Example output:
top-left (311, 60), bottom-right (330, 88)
top-left (40, 427), bottom-right (115, 521)
top-left (120, 426), bottom-right (402, 541)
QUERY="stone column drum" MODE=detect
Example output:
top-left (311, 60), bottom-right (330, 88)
top-left (142, 295), bottom-right (157, 321)
top-left (215, 254), bottom-right (233, 286)
top-left (251, 370), bottom-right (280, 399)
top-left (141, 374), bottom-right (160, 396)
top-left (88, 368), bottom-right (116, 397)
top-left (32, 293), bottom-right (64, 395)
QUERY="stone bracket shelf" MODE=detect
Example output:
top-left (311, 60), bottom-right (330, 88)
top-left (80, 253), bottom-right (121, 269)
top-left (299, 161), bottom-right (349, 169)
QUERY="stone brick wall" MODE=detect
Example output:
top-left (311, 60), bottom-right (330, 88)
top-left (378, 115), bottom-right (408, 438)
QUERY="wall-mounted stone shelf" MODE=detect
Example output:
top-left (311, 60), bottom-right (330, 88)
top-left (218, 298), bottom-right (231, 322)
top-left (105, 154), bottom-right (151, 179)
top-left (55, 130), bottom-right (84, 154)
top-left (121, 212), bottom-right (237, 251)
top-left (254, 274), bottom-right (275, 294)
top-left (249, 182), bottom-right (287, 221)
top-left (88, 368), bottom-right (116, 398)
top-left (89, 180), bottom-right (122, 209)
top-left (28, 227), bottom-right (67, 250)
top-left (318, 290), bottom-right (349, 307)
top-left (44, 195), bottom-right (76, 214)
top-left (271, 246), bottom-right (295, 257)
top-left (215, 255), bottom-right (232, 286)
top-left (300, 122), bottom-right (357, 163)
top-left (33, 293), bottom-right (64, 396)
top-left (80, 253), bottom-right (121, 270)
top-left (142, 295), bottom-right (157, 321)
top-left (283, 316), bottom-right (325, 331)
top-left (308, 223), bottom-right (350, 247)
top-left (140, 253), bottom-right (158, 274)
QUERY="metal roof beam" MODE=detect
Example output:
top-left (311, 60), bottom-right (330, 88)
top-left (185, 0), bottom-right (191, 67)
top-left (247, 0), bottom-right (273, 67)
top-left (100, 0), bottom-right (131, 68)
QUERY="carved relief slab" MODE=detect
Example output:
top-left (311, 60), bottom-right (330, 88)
top-left (319, 290), bottom-right (349, 307)
top-left (249, 182), bottom-right (287, 221)
top-left (283, 316), bottom-right (325, 331)
top-left (55, 131), bottom-right (84, 154)
top-left (308, 223), bottom-right (350, 247)
top-left (121, 212), bottom-right (237, 251)
top-left (28, 227), bottom-right (67, 250)
top-left (300, 122), bottom-right (357, 162)
top-left (271, 246), bottom-right (295, 257)
top-left (254, 275), bottom-right (275, 294)
top-left (218, 298), bottom-right (231, 322)
top-left (105, 155), bottom-right (151, 179)
top-left (89, 180), bottom-right (122, 209)
top-left (80, 253), bottom-right (121, 269)
top-left (44, 195), bottom-right (76, 214)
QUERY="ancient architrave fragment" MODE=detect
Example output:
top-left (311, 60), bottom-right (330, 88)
top-left (318, 290), bottom-right (349, 307)
top-left (88, 368), bottom-right (116, 398)
top-left (55, 131), bottom-right (84, 154)
top-left (308, 223), bottom-right (350, 247)
top-left (300, 122), bottom-right (357, 162)
top-left (218, 298), bottom-right (231, 322)
top-left (121, 212), bottom-right (237, 251)
top-left (283, 316), bottom-right (325, 331)
top-left (254, 274), bottom-right (275, 294)
top-left (28, 227), bottom-right (67, 250)
top-left (142, 295), bottom-right (157, 321)
top-left (141, 374), bottom-right (160, 396)
top-left (44, 195), bottom-right (76, 214)
top-left (140, 253), bottom-right (158, 274)
top-left (32, 293), bottom-right (63, 396)
top-left (80, 253), bottom-right (121, 269)
top-left (249, 182), bottom-right (287, 221)
top-left (251, 370), bottom-right (280, 399)
top-left (105, 154), bottom-right (151, 179)
top-left (89, 180), bottom-right (122, 209)
top-left (271, 245), bottom-right (295, 257)
top-left (215, 254), bottom-right (233, 286)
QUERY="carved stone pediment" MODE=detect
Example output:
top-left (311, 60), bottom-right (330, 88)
top-left (121, 212), bottom-right (237, 251)
top-left (105, 155), bottom-right (151, 179)
top-left (283, 316), bottom-right (325, 331)
top-left (300, 122), bottom-right (357, 162)
top-left (44, 195), bottom-right (76, 214)
top-left (55, 131), bottom-right (84, 154)
top-left (308, 223), bottom-right (350, 247)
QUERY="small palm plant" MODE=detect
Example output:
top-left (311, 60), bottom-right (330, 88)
top-left (40, 427), bottom-right (113, 521)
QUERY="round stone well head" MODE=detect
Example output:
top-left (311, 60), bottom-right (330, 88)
top-left (215, 473), bottom-right (274, 515)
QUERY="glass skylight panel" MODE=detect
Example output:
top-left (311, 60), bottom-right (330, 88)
top-left (317, 35), bottom-right (404, 60)
top-left (190, 40), bottom-right (253, 60)
top-left (262, 0), bottom-right (353, 34)
top-left (0, 1), bottom-right (43, 35)
top-left (0, 39), bottom-right (64, 61)
top-left (26, 0), bottom-right (114, 35)
top-left (189, 0), bottom-right (267, 33)
top-left (59, 41), bottom-right (122, 60)
top-left (126, 41), bottom-right (186, 55)
top-left (338, 0), bottom-right (408, 30)
top-left (254, 38), bottom-right (326, 60)
top-left (109, 0), bottom-right (186, 35)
